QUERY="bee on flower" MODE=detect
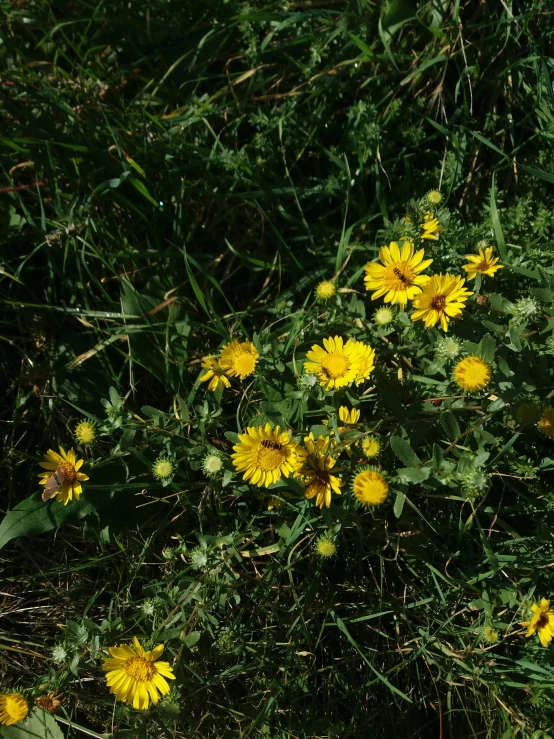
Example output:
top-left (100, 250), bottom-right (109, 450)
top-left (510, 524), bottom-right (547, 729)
top-left (364, 241), bottom-right (433, 309)
top-left (38, 447), bottom-right (89, 505)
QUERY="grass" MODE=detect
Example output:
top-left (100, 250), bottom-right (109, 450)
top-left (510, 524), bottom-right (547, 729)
top-left (2, 1), bottom-right (554, 737)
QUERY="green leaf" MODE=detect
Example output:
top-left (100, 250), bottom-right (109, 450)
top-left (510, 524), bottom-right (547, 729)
top-left (489, 177), bottom-right (507, 261)
top-left (183, 630), bottom-right (201, 647)
top-left (0, 497), bottom-right (93, 550)
top-left (477, 333), bottom-right (496, 363)
top-left (531, 287), bottom-right (554, 303)
top-left (390, 436), bottom-right (421, 467)
top-left (1, 709), bottom-right (64, 739)
top-left (393, 491), bottom-right (406, 518)
top-left (440, 411), bottom-right (460, 440)
top-left (224, 431), bottom-right (239, 444)
top-left (397, 467), bottom-right (430, 483)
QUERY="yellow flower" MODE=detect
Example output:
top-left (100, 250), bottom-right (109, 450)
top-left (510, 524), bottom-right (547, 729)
top-left (361, 435), bottom-right (381, 459)
top-left (232, 423), bottom-right (299, 488)
top-left (199, 356), bottom-right (231, 392)
top-left (315, 280), bottom-right (336, 300)
top-left (426, 190), bottom-right (443, 206)
top-left (38, 446), bottom-right (89, 505)
top-left (152, 456), bottom-right (175, 481)
top-left (538, 405), bottom-right (554, 438)
top-left (75, 420), bottom-right (96, 445)
top-left (296, 433), bottom-right (343, 508)
top-left (420, 212), bottom-right (443, 240)
top-left (0, 693), bottom-right (28, 725)
top-left (314, 533), bottom-right (337, 558)
top-left (521, 599), bottom-right (554, 647)
top-left (463, 245), bottom-right (503, 280)
top-left (219, 340), bottom-right (259, 379)
top-left (304, 336), bottom-right (364, 391)
top-left (351, 339), bottom-right (376, 386)
top-left (364, 240), bottom-right (432, 308)
top-left (338, 406), bottom-right (360, 425)
top-left (352, 468), bottom-right (389, 507)
top-left (481, 626), bottom-right (499, 644)
top-left (103, 636), bottom-right (176, 709)
top-left (411, 273), bottom-right (473, 332)
top-left (454, 356), bottom-right (492, 392)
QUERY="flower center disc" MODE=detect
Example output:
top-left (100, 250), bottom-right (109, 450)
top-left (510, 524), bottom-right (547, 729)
top-left (58, 463), bottom-right (77, 485)
top-left (256, 444), bottom-right (286, 471)
top-left (478, 262), bottom-right (491, 273)
top-left (321, 353), bottom-right (348, 378)
top-left (537, 613), bottom-right (549, 630)
top-left (386, 263), bottom-right (415, 290)
top-left (233, 353), bottom-right (256, 376)
top-left (125, 656), bottom-right (156, 682)
top-left (432, 295), bottom-right (447, 310)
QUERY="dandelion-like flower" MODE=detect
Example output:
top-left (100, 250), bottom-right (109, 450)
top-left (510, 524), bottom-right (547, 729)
top-left (219, 340), bottom-right (259, 379)
top-left (199, 356), bottom-right (231, 392)
top-left (462, 245), bottom-right (503, 280)
top-left (361, 435), bottom-right (381, 459)
top-left (373, 306), bottom-right (394, 326)
top-left (411, 273), bottom-right (473, 332)
top-left (75, 420), bottom-right (96, 445)
top-left (36, 691), bottom-right (63, 714)
top-left (38, 446), bottom-right (89, 505)
top-left (521, 599), bottom-right (554, 647)
top-left (538, 405), bottom-right (554, 438)
top-left (152, 456), bottom-right (175, 482)
top-left (364, 241), bottom-right (432, 308)
top-left (426, 190), bottom-right (443, 206)
top-left (434, 335), bottom-right (462, 362)
top-left (0, 694), bottom-right (28, 726)
top-left (296, 433), bottom-right (343, 508)
top-left (304, 336), bottom-right (367, 391)
top-left (513, 396), bottom-right (542, 426)
top-left (232, 424), bottom-right (299, 488)
top-left (454, 356), bottom-right (492, 392)
top-left (420, 213), bottom-right (443, 240)
top-left (315, 280), bottom-right (336, 300)
top-left (352, 467), bottom-right (389, 507)
top-left (103, 636), bottom-right (176, 709)
top-left (481, 626), bottom-right (499, 644)
top-left (201, 451), bottom-right (224, 478)
top-left (314, 532), bottom-right (337, 558)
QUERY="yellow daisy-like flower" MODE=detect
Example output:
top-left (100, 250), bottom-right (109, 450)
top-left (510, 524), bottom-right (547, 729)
top-left (521, 599), bottom-right (554, 647)
top-left (364, 240), bottom-right (433, 309)
top-left (538, 405), bottom-right (554, 438)
top-left (199, 356), bottom-right (231, 392)
top-left (315, 280), bottom-right (336, 300)
top-left (411, 273), bottom-right (473, 332)
top-left (361, 435), bottom-right (381, 459)
top-left (463, 245), bottom-right (503, 280)
top-left (75, 420), bottom-right (96, 445)
top-left (351, 339), bottom-right (376, 386)
top-left (296, 433), bottom-right (343, 508)
top-left (0, 693), bottom-right (28, 726)
top-left (420, 213), bottom-right (443, 240)
top-left (304, 336), bottom-right (363, 391)
top-left (338, 406), bottom-right (360, 425)
top-left (38, 446), bottom-right (89, 505)
top-left (219, 340), bottom-right (259, 379)
top-left (103, 636), bottom-right (176, 710)
top-left (232, 423), bottom-right (299, 488)
top-left (352, 467), bottom-right (389, 507)
top-left (454, 356), bottom-right (492, 392)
